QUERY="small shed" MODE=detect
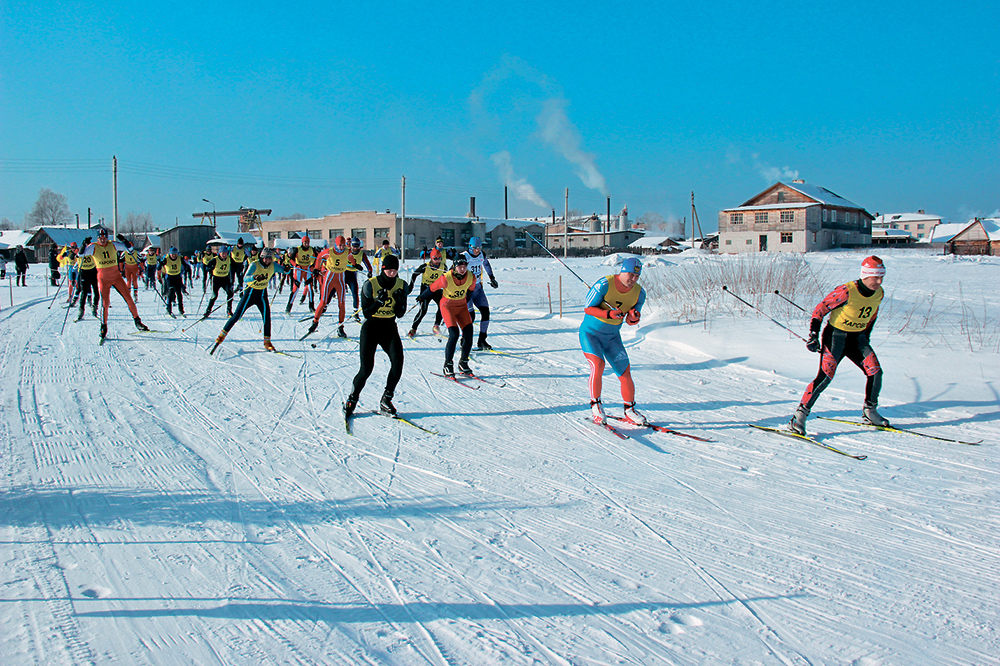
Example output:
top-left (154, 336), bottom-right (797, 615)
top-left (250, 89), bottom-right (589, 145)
top-left (935, 218), bottom-right (1000, 255)
top-left (27, 227), bottom-right (110, 261)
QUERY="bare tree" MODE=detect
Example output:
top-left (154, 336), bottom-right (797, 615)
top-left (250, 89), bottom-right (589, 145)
top-left (120, 211), bottom-right (155, 247)
top-left (25, 188), bottom-right (72, 229)
top-left (275, 212), bottom-right (308, 221)
top-left (0, 217), bottom-right (15, 230)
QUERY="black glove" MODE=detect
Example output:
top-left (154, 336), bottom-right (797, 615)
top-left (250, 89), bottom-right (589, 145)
top-left (375, 288), bottom-right (389, 305)
top-left (116, 234), bottom-right (132, 248)
top-left (805, 332), bottom-right (820, 353)
top-left (417, 291), bottom-right (431, 304)
top-left (83, 236), bottom-right (92, 246)
top-left (489, 277), bottom-right (498, 289)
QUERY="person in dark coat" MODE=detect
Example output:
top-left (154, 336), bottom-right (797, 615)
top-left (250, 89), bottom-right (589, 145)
top-left (14, 246), bottom-right (29, 286)
top-left (48, 246), bottom-right (60, 286)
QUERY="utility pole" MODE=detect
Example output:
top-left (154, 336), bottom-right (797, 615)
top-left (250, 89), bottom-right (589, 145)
top-left (691, 191), bottom-right (704, 249)
top-left (564, 188), bottom-right (569, 259)
top-left (504, 186), bottom-right (508, 220)
top-left (88, 207), bottom-right (92, 228)
top-left (75, 213), bottom-right (80, 229)
top-left (112, 155), bottom-right (118, 236)
top-left (400, 175), bottom-right (406, 263)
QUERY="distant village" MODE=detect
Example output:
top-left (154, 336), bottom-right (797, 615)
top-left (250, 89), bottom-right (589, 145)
top-left (3, 180), bottom-right (998, 262)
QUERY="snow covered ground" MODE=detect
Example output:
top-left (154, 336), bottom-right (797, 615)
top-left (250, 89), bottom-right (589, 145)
top-left (1, 249), bottom-right (997, 665)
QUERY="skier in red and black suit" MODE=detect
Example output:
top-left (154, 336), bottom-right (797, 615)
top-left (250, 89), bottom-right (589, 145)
top-left (405, 248), bottom-right (447, 338)
top-left (789, 256), bottom-right (888, 435)
top-left (422, 255), bottom-right (476, 376)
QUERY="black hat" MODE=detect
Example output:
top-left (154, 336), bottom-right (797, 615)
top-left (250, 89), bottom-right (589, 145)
top-left (454, 256), bottom-right (468, 266)
top-left (382, 254), bottom-right (400, 271)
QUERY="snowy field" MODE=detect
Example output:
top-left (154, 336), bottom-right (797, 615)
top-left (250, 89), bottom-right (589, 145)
top-left (1, 249), bottom-right (998, 665)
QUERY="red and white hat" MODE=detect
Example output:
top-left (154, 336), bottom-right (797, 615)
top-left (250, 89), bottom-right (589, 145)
top-left (860, 256), bottom-right (886, 279)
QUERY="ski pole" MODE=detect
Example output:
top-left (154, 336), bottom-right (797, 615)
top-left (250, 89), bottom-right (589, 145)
top-left (524, 232), bottom-right (624, 314)
top-left (722, 286), bottom-right (807, 341)
top-left (47, 271), bottom-right (69, 309)
top-left (773, 289), bottom-right (808, 314)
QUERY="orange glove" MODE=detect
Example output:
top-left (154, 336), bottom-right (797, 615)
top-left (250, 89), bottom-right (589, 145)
top-left (625, 309), bottom-right (640, 325)
top-left (606, 308), bottom-right (624, 321)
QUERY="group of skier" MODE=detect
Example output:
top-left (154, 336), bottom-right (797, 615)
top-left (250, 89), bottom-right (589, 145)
top-left (39, 230), bottom-right (890, 440)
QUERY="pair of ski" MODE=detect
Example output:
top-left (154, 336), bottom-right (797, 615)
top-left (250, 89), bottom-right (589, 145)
top-left (751, 416), bottom-right (981, 461)
top-left (593, 416), bottom-right (713, 442)
top-left (431, 371), bottom-right (506, 389)
top-left (344, 409), bottom-right (437, 435)
top-left (208, 340), bottom-right (301, 358)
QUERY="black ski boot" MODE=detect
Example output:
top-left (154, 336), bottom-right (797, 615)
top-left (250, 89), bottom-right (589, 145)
top-left (379, 392), bottom-right (396, 416)
top-left (337, 325), bottom-right (347, 338)
top-left (458, 359), bottom-right (473, 376)
top-left (343, 396), bottom-right (358, 418)
top-left (443, 361), bottom-right (455, 377)
top-left (100, 322), bottom-right (107, 340)
top-left (134, 317), bottom-right (149, 331)
top-left (477, 333), bottom-right (492, 351)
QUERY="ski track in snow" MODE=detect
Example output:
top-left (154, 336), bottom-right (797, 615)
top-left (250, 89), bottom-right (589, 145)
top-left (2, 253), bottom-right (999, 665)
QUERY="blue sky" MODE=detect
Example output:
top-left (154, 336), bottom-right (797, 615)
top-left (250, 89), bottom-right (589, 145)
top-left (2, 0), bottom-right (997, 234)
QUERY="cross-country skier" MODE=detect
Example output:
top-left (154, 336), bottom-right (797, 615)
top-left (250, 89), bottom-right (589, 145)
top-left (286, 236), bottom-right (317, 313)
top-left (231, 238), bottom-right (248, 291)
top-left (422, 254), bottom-right (476, 376)
top-left (203, 245), bottom-right (235, 317)
top-left (307, 235), bottom-right (353, 338)
top-left (789, 256), bottom-right (888, 435)
top-left (373, 239), bottom-right (398, 272)
top-left (344, 237), bottom-right (373, 321)
top-left (74, 238), bottom-right (100, 320)
top-left (406, 248), bottom-right (447, 338)
top-left (144, 247), bottom-right (159, 290)
top-left (580, 257), bottom-right (647, 426)
top-left (343, 254), bottom-right (408, 418)
top-left (120, 243), bottom-right (141, 299)
top-left (81, 229), bottom-right (149, 339)
top-left (158, 247), bottom-right (186, 316)
top-left (462, 236), bottom-right (499, 350)
top-left (213, 247), bottom-right (278, 353)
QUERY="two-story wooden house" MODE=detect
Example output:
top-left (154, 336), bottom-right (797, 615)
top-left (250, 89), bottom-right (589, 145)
top-left (719, 180), bottom-right (873, 253)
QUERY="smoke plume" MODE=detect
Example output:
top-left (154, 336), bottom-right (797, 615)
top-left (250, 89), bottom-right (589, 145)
top-left (538, 98), bottom-right (608, 196)
top-left (491, 151), bottom-right (551, 209)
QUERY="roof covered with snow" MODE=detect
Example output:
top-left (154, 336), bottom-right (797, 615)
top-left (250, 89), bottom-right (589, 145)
top-left (406, 215), bottom-right (545, 234)
top-left (930, 219), bottom-right (1000, 243)
top-left (780, 181), bottom-right (863, 209)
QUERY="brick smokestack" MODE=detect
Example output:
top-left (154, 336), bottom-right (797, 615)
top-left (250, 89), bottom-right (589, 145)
top-left (468, 196), bottom-right (476, 218)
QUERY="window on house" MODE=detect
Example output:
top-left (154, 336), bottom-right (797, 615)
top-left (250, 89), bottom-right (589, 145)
top-left (777, 192), bottom-right (785, 203)
top-left (781, 232), bottom-right (793, 243)
top-left (329, 228), bottom-right (345, 239)
top-left (441, 229), bottom-right (455, 245)
top-left (730, 213), bottom-right (743, 224)
top-left (755, 211), bottom-right (769, 224)
top-left (287, 231), bottom-right (298, 239)
top-left (780, 211), bottom-right (794, 225)
top-left (823, 210), bottom-right (828, 222)
top-left (307, 230), bottom-right (321, 239)
top-left (917, 224), bottom-right (925, 230)
top-left (351, 228), bottom-right (367, 244)
top-left (746, 239), bottom-right (752, 245)
top-left (268, 232), bottom-right (281, 242)
top-left (725, 239), bottom-right (733, 245)
top-left (374, 227), bottom-right (390, 240)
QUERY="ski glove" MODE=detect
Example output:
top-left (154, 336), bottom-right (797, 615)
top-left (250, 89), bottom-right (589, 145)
top-left (625, 309), bottom-right (640, 325)
top-left (375, 288), bottom-right (389, 305)
top-left (489, 277), bottom-right (498, 289)
top-left (805, 332), bottom-right (821, 353)
top-left (606, 308), bottom-right (624, 321)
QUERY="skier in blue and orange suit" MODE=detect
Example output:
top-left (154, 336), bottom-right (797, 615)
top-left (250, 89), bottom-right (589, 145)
top-left (789, 255), bottom-right (888, 435)
top-left (423, 255), bottom-right (476, 377)
top-left (580, 257), bottom-right (646, 426)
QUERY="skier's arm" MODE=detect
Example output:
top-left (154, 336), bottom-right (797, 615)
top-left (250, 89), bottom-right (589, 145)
top-left (407, 263), bottom-right (427, 292)
top-left (360, 279), bottom-right (381, 319)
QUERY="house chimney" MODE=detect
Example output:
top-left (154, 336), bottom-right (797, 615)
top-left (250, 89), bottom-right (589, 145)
top-left (468, 197), bottom-right (476, 218)
top-left (792, 179), bottom-right (805, 184)
top-left (918, 209), bottom-right (925, 214)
